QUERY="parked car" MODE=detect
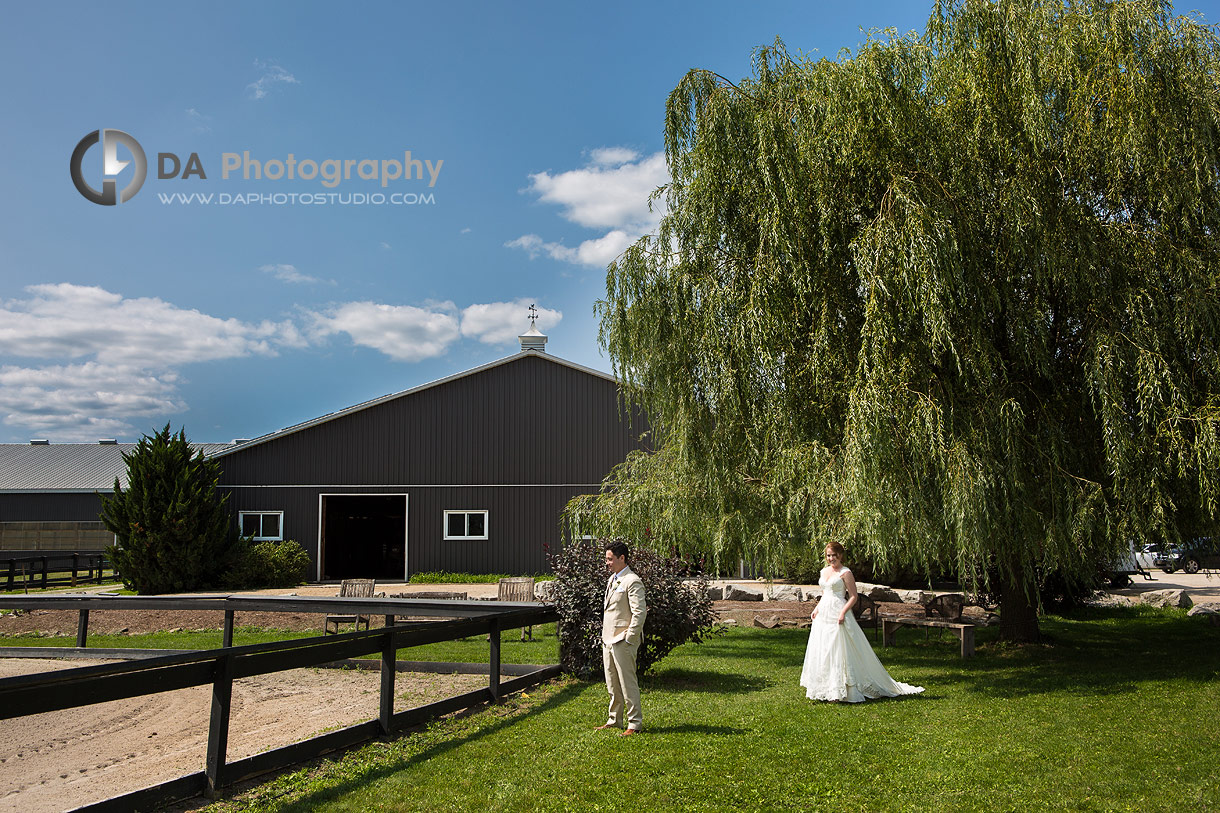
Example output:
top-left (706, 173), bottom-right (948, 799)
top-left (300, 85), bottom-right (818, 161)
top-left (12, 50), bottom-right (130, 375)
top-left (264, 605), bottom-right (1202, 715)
top-left (1154, 538), bottom-right (1220, 574)
top-left (1134, 543), bottom-right (1166, 571)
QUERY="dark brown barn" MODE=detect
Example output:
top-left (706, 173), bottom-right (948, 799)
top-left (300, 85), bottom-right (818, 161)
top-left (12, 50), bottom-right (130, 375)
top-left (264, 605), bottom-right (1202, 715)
top-left (212, 329), bottom-right (644, 581)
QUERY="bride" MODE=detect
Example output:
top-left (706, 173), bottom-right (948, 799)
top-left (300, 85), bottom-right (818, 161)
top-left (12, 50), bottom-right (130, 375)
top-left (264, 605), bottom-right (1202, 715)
top-left (800, 541), bottom-right (924, 703)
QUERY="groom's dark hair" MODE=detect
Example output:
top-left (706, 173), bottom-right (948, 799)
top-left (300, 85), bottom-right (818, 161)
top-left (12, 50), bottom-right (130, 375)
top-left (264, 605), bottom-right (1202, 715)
top-left (604, 539), bottom-right (629, 560)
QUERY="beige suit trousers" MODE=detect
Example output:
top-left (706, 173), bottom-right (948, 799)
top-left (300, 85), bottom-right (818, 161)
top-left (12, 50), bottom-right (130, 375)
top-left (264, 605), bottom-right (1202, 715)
top-left (603, 638), bottom-right (642, 730)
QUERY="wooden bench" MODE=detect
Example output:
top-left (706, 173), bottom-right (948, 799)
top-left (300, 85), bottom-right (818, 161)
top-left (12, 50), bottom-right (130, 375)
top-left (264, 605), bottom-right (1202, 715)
top-left (880, 614), bottom-right (976, 657)
top-left (385, 591), bottom-right (468, 624)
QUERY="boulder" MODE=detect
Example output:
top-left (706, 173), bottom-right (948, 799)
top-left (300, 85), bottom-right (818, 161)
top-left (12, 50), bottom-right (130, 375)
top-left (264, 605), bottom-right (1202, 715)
top-left (705, 585), bottom-right (724, 601)
top-left (802, 587), bottom-right (822, 602)
top-left (534, 581), bottom-right (556, 602)
top-left (767, 585), bottom-right (803, 602)
top-left (1187, 604), bottom-right (1220, 626)
top-left (753, 614), bottom-right (781, 629)
top-left (718, 618), bottom-right (738, 627)
top-left (862, 584), bottom-right (902, 603)
top-left (724, 584), bottom-right (764, 602)
top-left (1139, 589), bottom-right (1193, 609)
top-left (895, 589), bottom-right (932, 604)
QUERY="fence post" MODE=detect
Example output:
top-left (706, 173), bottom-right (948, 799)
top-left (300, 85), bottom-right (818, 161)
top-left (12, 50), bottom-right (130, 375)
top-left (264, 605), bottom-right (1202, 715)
top-left (5, 559), bottom-right (12, 592)
top-left (71, 553), bottom-right (79, 587)
top-left (380, 626), bottom-right (396, 735)
top-left (40, 556), bottom-right (48, 590)
top-left (488, 619), bottom-right (501, 702)
top-left (222, 610), bottom-right (235, 648)
top-left (205, 654), bottom-right (233, 797)
top-left (76, 609), bottom-right (89, 648)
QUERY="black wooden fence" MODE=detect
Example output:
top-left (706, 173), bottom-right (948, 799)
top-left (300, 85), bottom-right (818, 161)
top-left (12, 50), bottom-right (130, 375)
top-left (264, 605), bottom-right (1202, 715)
top-left (2, 553), bottom-right (114, 591)
top-left (0, 594), bottom-right (559, 812)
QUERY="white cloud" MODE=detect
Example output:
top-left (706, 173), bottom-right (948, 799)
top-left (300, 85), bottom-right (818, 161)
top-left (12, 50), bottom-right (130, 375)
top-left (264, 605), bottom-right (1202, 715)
top-left (525, 150), bottom-right (666, 230)
top-left (247, 60), bottom-right (300, 100)
top-left (0, 282), bottom-right (566, 439)
top-left (309, 301), bottom-right (460, 362)
top-left (259, 263), bottom-right (325, 285)
top-left (0, 363), bottom-right (186, 441)
top-left (589, 146), bottom-right (640, 166)
top-left (506, 230), bottom-right (636, 269)
top-left (185, 108), bottom-right (212, 133)
top-left (460, 300), bottom-right (562, 346)
top-left (508, 148), bottom-right (667, 267)
top-left (0, 283), bottom-right (299, 365)
top-left (0, 283), bottom-right (305, 440)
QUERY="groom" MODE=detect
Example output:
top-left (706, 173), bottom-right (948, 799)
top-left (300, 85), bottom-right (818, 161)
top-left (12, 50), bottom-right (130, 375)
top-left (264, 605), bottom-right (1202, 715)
top-left (596, 540), bottom-right (647, 736)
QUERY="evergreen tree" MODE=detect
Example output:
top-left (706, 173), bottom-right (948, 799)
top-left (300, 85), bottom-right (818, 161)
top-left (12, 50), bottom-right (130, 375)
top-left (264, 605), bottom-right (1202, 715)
top-left (102, 424), bottom-right (241, 594)
top-left (569, 0), bottom-right (1220, 641)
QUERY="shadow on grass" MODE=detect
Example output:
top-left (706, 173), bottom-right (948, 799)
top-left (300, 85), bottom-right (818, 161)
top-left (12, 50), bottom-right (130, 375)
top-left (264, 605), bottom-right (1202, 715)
top-left (644, 666), bottom-right (771, 694)
top-left (637, 722), bottom-right (748, 736)
top-left (256, 679), bottom-right (589, 813)
top-left (873, 604), bottom-right (1220, 699)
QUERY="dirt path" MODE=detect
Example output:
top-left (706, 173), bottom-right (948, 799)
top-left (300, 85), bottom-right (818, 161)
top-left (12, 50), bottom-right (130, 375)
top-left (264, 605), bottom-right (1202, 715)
top-left (0, 658), bottom-right (486, 813)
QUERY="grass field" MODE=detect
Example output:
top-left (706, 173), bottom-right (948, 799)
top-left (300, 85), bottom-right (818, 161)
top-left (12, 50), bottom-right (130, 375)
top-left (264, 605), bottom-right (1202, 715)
top-left (3, 606), bottom-right (1217, 811)
top-left (179, 605), bottom-right (1219, 812)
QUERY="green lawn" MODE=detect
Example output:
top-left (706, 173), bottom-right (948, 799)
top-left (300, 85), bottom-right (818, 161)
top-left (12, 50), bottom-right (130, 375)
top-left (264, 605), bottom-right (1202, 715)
top-left (0, 623), bottom-right (560, 665)
top-left (182, 605), bottom-right (1220, 812)
top-left (3, 608), bottom-right (1217, 811)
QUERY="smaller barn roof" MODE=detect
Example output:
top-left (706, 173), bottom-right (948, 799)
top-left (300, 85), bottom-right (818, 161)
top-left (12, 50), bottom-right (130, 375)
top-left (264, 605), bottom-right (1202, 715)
top-left (0, 442), bottom-right (236, 492)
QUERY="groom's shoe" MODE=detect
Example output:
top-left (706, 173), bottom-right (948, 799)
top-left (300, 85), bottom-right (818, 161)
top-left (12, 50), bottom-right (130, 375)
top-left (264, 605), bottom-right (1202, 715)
top-left (619, 728), bottom-right (639, 737)
top-left (595, 723), bottom-right (618, 731)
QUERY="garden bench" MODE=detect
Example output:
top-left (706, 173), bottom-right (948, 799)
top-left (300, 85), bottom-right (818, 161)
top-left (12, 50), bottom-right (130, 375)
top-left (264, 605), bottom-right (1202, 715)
top-left (880, 614), bottom-right (976, 657)
top-left (384, 590), bottom-right (468, 624)
top-left (498, 577), bottom-right (535, 641)
top-left (324, 578), bottom-right (376, 634)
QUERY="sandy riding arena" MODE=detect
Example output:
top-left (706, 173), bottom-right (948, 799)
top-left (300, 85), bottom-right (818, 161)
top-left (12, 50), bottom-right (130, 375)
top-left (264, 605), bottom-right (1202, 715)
top-left (0, 657), bottom-right (486, 813)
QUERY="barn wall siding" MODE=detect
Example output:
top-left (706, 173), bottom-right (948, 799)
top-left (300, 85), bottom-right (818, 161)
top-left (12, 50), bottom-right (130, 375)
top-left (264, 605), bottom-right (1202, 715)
top-left (216, 354), bottom-right (645, 578)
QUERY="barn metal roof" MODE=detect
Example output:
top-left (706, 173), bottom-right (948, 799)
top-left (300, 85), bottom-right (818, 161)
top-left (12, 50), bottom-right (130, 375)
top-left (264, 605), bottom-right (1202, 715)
top-left (209, 350), bottom-right (620, 459)
top-left (0, 442), bottom-right (236, 491)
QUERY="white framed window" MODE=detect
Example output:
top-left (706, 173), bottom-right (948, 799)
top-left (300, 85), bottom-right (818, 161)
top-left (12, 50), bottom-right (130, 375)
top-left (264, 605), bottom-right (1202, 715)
top-left (444, 510), bottom-right (488, 540)
top-left (239, 511), bottom-right (284, 541)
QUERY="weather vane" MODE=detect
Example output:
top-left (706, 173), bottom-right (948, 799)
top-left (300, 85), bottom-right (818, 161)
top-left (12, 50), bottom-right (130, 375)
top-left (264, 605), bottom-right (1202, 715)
top-left (528, 303), bottom-right (538, 327)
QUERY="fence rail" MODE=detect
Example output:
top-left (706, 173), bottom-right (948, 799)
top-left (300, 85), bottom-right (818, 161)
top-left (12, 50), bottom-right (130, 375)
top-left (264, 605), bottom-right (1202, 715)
top-left (0, 594), bottom-right (560, 812)
top-left (2, 553), bottom-right (114, 591)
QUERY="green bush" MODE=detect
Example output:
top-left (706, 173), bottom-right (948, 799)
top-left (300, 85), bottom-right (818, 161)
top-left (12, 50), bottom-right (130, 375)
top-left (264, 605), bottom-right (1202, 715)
top-left (225, 540), bottom-right (312, 589)
top-left (548, 539), bottom-right (717, 680)
top-left (102, 424), bottom-right (242, 594)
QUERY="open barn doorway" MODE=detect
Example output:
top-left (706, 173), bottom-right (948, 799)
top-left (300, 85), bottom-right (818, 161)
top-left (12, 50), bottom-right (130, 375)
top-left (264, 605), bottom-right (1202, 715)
top-left (320, 494), bottom-right (407, 581)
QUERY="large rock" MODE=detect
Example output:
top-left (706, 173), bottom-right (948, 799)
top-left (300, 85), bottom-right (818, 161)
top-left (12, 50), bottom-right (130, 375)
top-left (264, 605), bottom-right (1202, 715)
top-left (861, 584), bottom-right (902, 603)
top-left (705, 585), bottom-right (724, 601)
top-left (724, 584), bottom-right (764, 602)
top-left (802, 587), bottom-right (822, 602)
top-left (768, 585), bottom-right (804, 602)
top-left (1140, 589), bottom-right (1193, 609)
top-left (534, 581), bottom-right (556, 602)
top-left (1187, 604), bottom-right (1220, 626)
top-left (895, 589), bottom-right (933, 604)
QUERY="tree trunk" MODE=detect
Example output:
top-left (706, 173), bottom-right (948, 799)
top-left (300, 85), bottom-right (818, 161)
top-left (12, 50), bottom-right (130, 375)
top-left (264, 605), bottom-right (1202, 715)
top-left (998, 572), bottom-right (1041, 643)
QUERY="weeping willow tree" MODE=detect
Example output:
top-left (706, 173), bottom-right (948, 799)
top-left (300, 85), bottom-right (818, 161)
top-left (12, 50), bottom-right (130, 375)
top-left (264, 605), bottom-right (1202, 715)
top-left (567, 0), bottom-right (1220, 641)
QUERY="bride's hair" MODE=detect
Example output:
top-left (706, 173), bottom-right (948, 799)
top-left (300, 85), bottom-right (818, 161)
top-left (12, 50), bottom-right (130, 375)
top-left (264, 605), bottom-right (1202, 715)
top-left (824, 541), bottom-right (846, 560)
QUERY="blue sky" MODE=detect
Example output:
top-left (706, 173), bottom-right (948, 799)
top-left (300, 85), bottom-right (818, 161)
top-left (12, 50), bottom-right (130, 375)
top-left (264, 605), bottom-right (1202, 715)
top-left (2, 1), bottom-right (1216, 444)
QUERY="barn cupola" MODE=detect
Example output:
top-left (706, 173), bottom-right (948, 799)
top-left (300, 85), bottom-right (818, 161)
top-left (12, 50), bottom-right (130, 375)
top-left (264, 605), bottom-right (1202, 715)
top-left (518, 304), bottom-right (548, 353)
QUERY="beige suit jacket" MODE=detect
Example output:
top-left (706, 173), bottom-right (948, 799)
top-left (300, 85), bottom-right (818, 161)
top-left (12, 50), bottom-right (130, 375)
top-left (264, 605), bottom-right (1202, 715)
top-left (602, 567), bottom-right (647, 646)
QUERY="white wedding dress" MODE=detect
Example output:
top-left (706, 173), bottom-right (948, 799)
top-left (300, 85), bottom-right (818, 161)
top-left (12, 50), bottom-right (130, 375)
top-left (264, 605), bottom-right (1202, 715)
top-left (800, 567), bottom-right (924, 702)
